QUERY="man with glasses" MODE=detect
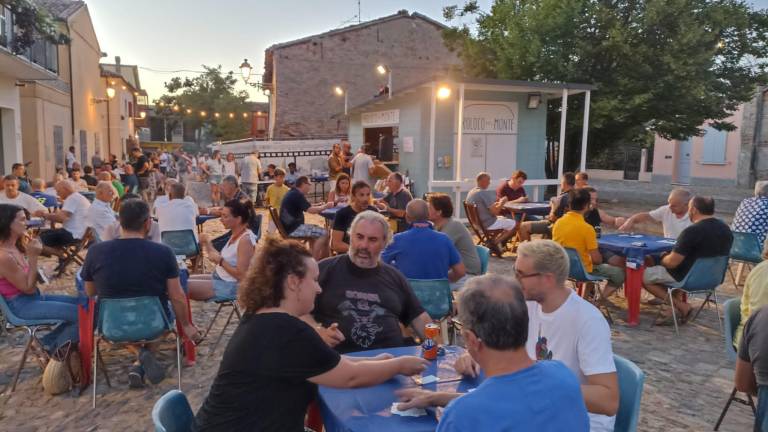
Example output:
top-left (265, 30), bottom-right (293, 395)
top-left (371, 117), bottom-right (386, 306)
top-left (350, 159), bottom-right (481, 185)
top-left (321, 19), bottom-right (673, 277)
top-left (619, 188), bottom-right (692, 238)
top-left (396, 274), bottom-right (589, 431)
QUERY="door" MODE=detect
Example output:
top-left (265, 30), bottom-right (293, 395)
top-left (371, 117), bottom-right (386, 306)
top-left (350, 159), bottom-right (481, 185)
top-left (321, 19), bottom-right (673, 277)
top-left (676, 139), bottom-right (692, 184)
top-left (623, 148), bottom-right (641, 180)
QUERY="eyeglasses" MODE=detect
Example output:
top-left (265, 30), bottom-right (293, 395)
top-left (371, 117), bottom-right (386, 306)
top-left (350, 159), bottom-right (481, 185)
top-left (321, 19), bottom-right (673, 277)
top-left (514, 269), bottom-right (542, 280)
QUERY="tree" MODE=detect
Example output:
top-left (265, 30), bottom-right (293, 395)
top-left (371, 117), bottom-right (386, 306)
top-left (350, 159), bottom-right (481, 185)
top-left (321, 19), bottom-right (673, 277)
top-left (155, 65), bottom-right (251, 149)
top-left (443, 0), bottom-right (768, 170)
top-left (1, 0), bottom-right (70, 53)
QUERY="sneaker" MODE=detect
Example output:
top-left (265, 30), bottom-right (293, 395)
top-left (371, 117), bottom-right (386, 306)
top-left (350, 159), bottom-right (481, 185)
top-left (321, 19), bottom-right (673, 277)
top-left (139, 349), bottom-right (166, 384)
top-left (128, 365), bottom-right (145, 388)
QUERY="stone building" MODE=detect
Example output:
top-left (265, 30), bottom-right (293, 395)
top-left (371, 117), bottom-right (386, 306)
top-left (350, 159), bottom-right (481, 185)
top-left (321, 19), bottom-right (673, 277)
top-left (261, 10), bottom-right (461, 139)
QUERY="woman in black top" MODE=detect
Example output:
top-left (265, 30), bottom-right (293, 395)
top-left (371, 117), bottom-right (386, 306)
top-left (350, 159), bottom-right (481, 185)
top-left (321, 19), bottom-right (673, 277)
top-left (194, 237), bottom-right (427, 432)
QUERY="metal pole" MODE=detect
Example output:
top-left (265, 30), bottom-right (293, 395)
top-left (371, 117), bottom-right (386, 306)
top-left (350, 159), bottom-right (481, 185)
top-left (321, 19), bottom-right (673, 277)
top-left (344, 93), bottom-right (348, 116)
top-left (163, 116), bottom-right (168, 143)
top-left (557, 89), bottom-right (568, 192)
top-left (455, 83), bottom-right (465, 208)
top-left (388, 71), bottom-right (392, 99)
top-left (579, 90), bottom-right (591, 172)
top-left (428, 83), bottom-right (436, 192)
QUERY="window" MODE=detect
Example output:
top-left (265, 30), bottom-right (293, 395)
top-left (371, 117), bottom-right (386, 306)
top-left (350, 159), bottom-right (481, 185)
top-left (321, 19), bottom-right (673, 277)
top-left (701, 125), bottom-right (727, 164)
top-left (79, 130), bottom-right (87, 166)
top-left (0, 6), bottom-right (11, 48)
top-left (53, 126), bottom-right (64, 167)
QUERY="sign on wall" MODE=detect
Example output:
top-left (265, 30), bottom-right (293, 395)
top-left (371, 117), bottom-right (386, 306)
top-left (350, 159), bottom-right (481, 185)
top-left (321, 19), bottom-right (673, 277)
top-left (362, 109), bottom-right (400, 127)
top-left (462, 102), bottom-right (518, 135)
top-left (459, 101), bottom-right (519, 180)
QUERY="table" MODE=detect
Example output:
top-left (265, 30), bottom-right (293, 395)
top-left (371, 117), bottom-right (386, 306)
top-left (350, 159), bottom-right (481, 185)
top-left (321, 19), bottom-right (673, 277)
top-left (311, 175), bottom-right (330, 204)
top-left (598, 233), bottom-right (677, 326)
top-left (196, 214), bottom-right (219, 234)
top-left (318, 346), bottom-right (482, 432)
top-left (503, 201), bottom-right (550, 223)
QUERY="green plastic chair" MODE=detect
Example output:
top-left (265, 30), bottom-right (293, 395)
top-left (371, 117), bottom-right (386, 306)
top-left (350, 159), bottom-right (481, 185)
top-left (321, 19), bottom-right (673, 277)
top-left (614, 355), bottom-right (645, 432)
top-left (407, 279), bottom-right (452, 320)
top-left (152, 389), bottom-right (194, 432)
top-left (476, 245), bottom-right (490, 275)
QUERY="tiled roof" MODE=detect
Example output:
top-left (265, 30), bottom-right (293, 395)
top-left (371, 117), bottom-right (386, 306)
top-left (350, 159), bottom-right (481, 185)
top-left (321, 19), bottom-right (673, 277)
top-left (32, 0), bottom-right (85, 20)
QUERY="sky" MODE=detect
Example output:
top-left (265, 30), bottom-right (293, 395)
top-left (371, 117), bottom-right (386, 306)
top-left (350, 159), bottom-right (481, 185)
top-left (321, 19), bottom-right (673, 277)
top-left (85, 0), bottom-right (768, 103)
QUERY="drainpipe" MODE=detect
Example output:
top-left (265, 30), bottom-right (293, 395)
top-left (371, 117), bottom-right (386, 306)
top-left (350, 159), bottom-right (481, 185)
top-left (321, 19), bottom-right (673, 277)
top-left (67, 23), bottom-right (75, 148)
top-left (105, 77), bottom-right (111, 155)
top-left (750, 86), bottom-right (767, 186)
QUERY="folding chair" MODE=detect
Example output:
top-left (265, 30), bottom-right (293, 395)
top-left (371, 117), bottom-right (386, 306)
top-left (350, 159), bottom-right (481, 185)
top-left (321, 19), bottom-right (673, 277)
top-left (268, 206), bottom-right (313, 244)
top-left (728, 231), bottom-right (763, 289)
top-left (614, 355), bottom-right (645, 432)
top-left (53, 228), bottom-right (95, 277)
top-left (152, 389), bottom-right (194, 432)
top-left (658, 255), bottom-right (729, 335)
top-left (714, 298), bottom-right (756, 430)
top-left (92, 296), bottom-right (181, 408)
top-left (463, 201), bottom-right (507, 257)
top-left (564, 248), bottom-right (613, 324)
top-left (408, 279), bottom-right (453, 344)
top-left (476, 245), bottom-right (490, 275)
top-left (201, 297), bottom-right (242, 355)
top-left (0, 295), bottom-right (62, 393)
top-left (161, 230), bottom-right (202, 274)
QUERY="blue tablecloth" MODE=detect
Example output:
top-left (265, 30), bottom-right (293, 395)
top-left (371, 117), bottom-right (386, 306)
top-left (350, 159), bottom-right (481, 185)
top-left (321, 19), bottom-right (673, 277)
top-left (319, 345), bottom-right (482, 432)
top-left (598, 233), bottom-right (677, 267)
top-left (321, 206), bottom-right (342, 220)
top-left (504, 201), bottom-right (550, 217)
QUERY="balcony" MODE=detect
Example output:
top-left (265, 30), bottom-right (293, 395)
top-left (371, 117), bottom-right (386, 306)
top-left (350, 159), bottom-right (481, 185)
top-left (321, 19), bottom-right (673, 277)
top-left (0, 5), bottom-right (59, 81)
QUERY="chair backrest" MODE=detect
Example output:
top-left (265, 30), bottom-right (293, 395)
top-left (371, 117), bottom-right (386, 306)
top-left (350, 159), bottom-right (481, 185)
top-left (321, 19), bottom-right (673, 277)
top-left (161, 230), bottom-right (200, 257)
top-left (677, 255), bottom-right (730, 293)
top-left (463, 201), bottom-right (485, 239)
top-left (97, 296), bottom-right (172, 343)
top-left (476, 245), bottom-right (490, 275)
top-left (614, 355), bottom-right (645, 432)
top-left (723, 297), bottom-right (741, 362)
top-left (151, 390), bottom-right (194, 432)
top-left (268, 206), bottom-right (290, 239)
top-left (564, 247), bottom-right (592, 281)
top-left (249, 212), bottom-right (263, 242)
top-left (730, 231), bottom-right (763, 263)
top-left (0, 294), bottom-right (63, 327)
top-left (408, 279), bottom-right (452, 320)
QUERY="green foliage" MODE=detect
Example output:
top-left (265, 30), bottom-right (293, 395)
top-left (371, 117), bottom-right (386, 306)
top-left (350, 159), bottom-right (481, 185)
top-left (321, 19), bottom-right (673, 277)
top-left (443, 0), bottom-right (768, 162)
top-left (1, 0), bottom-right (70, 53)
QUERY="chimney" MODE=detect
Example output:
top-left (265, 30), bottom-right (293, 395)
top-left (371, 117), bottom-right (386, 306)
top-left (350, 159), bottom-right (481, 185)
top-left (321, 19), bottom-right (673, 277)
top-left (115, 56), bottom-right (121, 74)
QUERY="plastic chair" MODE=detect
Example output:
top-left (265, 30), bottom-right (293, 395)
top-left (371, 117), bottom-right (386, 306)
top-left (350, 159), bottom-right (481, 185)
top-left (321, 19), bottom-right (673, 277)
top-left (476, 245), bottom-right (490, 275)
top-left (161, 230), bottom-right (200, 258)
top-left (614, 355), bottom-right (645, 432)
top-left (714, 298), bottom-right (757, 430)
top-left (151, 389), bottom-right (194, 432)
top-left (662, 255), bottom-right (729, 335)
top-left (564, 248), bottom-right (612, 324)
top-left (728, 231), bottom-right (764, 288)
top-left (408, 279), bottom-right (452, 320)
top-left (0, 295), bottom-right (62, 392)
top-left (92, 296), bottom-right (181, 408)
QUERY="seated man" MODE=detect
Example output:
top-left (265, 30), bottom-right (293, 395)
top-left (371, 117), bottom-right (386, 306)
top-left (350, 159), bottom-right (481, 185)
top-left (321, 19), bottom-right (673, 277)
top-left (619, 188), bottom-right (692, 238)
top-left (279, 176), bottom-right (332, 259)
top-left (582, 187), bottom-right (626, 268)
top-left (552, 188), bottom-right (625, 298)
top-left (284, 162), bottom-right (301, 186)
top-left (97, 171), bottom-right (125, 198)
top-left (396, 274), bottom-right (589, 432)
top-left (30, 177), bottom-right (59, 208)
top-left (37, 180), bottom-right (91, 257)
top-left (69, 167), bottom-right (89, 192)
top-left (82, 165), bottom-right (98, 188)
top-left (86, 181), bottom-right (117, 241)
top-left (735, 305), bottom-right (768, 432)
top-left (376, 172), bottom-right (412, 232)
top-left (382, 199), bottom-right (465, 282)
top-left (102, 194), bottom-right (162, 243)
top-left (82, 199), bottom-right (199, 387)
top-left (575, 171), bottom-right (590, 188)
top-left (642, 196), bottom-right (733, 323)
top-left (466, 172), bottom-right (516, 251)
top-left (155, 182), bottom-right (198, 237)
top-left (0, 175), bottom-right (46, 214)
top-left (330, 180), bottom-right (377, 254)
top-left (732, 181), bottom-right (768, 246)
top-left (427, 193), bottom-right (481, 289)
top-left (306, 210), bottom-right (432, 353)
top-left (496, 170), bottom-right (528, 203)
top-left (518, 172), bottom-right (576, 241)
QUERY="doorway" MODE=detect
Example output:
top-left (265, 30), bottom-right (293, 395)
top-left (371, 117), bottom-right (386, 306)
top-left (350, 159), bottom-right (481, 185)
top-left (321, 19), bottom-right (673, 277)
top-left (363, 127), bottom-right (395, 161)
top-left (676, 139), bottom-right (692, 184)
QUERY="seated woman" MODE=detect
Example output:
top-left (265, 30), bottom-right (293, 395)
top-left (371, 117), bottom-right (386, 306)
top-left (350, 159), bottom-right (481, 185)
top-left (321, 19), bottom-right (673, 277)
top-left (327, 173), bottom-right (351, 207)
top-left (188, 199), bottom-right (257, 301)
top-left (0, 204), bottom-right (79, 353)
top-left (193, 237), bottom-right (428, 431)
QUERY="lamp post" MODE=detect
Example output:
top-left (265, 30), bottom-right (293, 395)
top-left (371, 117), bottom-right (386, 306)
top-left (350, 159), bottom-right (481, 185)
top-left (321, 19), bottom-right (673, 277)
top-left (334, 86), bottom-right (348, 115)
top-left (239, 58), bottom-right (273, 139)
top-left (377, 64), bottom-right (392, 99)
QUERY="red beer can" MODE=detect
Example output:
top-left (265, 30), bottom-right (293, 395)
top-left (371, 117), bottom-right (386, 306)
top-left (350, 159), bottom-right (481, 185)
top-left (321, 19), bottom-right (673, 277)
top-left (422, 323), bottom-right (440, 360)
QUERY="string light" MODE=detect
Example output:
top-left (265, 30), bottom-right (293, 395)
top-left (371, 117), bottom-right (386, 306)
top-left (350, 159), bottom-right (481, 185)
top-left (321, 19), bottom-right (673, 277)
top-left (214, 112), bottom-right (220, 118)
top-left (186, 108), bottom-right (192, 114)
top-left (200, 111), bottom-right (207, 117)
top-left (243, 112), bottom-right (249, 118)
top-left (228, 112), bottom-right (234, 118)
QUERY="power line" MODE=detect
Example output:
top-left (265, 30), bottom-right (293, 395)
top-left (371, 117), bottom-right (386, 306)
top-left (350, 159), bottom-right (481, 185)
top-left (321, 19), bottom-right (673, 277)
top-left (138, 66), bottom-right (206, 74)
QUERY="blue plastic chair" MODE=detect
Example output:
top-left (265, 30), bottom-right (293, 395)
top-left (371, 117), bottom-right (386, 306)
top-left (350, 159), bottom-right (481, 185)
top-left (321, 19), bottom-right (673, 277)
top-left (728, 231), bottom-right (764, 288)
top-left (151, 389), bottom-right (194, 432)
top-left (161, 230), bottom-right (200, 258)
top-left (92, 296), bottom-right (181, 408)
top-left (0, 295), bottom-right (62, 392)
top-left (614, 355), bottom-right (645, 432)
top-left (476, 245), bottom-right (490, 275)
top-left (408, 279), bottom-right (452, 320)
top-left (663, 255), bottom-right (730, 335)
top-left (714, 298), bottom-right (757, 430)
top-left (564, 248), bottom-right (612, 323)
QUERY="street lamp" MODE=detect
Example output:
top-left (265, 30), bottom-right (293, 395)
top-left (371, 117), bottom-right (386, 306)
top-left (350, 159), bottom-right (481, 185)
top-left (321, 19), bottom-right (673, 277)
top-left (139, 111), bottom-right (146, 119)
top-left (437, 86), bottom-right (451, 100)
top-left (334, 86), bottom-right (348, 115)
top-left (240, 58), bottom-right (253, 83)
top-left (376, 64), bottom-right (392, 99)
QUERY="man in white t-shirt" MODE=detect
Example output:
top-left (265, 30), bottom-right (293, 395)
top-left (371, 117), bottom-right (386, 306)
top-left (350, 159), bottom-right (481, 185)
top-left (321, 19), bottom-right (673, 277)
top-left (619, 188), bottom-right (692, 238)
top-left (351, 144), bottom-right (376, 186)
top-left (86, 181), bottom-right (117, 241)
top-left (38, 180), bottom-right (91, 257)
top-left (66, 146), bottom-right (77, 172)
top-left (155, 182), bottom-right (199, 239)
top-left (0, 175), bottom-right (46, 214)
top-left (454, 240), bottom-right (619, 432)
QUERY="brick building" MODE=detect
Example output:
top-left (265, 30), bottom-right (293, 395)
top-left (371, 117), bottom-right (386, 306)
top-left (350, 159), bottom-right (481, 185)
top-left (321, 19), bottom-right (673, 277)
top-left (262, 10), bottom-right (461, 139)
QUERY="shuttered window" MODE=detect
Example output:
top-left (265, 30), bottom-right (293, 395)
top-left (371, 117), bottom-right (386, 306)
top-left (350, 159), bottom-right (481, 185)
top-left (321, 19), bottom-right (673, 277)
top-left (701, 126), bottom-right (727, 164)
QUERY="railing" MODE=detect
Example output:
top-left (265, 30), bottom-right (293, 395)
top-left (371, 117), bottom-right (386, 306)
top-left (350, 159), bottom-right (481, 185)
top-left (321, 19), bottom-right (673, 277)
top-left (430, 178), bottom-right (559, 202)
top-left (0, 5), bottom-right (58, 74)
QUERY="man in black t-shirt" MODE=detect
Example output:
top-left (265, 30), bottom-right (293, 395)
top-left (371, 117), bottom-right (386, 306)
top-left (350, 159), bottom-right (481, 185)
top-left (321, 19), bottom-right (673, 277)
top-left (130, 147), bottom-right (150, 199)
top-left (308, 210), bottom-right (431, 353)
top-left (82, 199), bottom-right (199, 387)
top-left (642, 196), bottom-right (733, 322)
top-left (279, 176), bottom-right (332, 260)
top-left (330, 180), bottom-right (377, 254)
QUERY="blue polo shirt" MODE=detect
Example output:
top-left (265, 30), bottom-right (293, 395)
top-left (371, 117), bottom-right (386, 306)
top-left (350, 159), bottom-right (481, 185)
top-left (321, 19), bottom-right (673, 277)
top-left (381, 222), bottom-right (461, 279)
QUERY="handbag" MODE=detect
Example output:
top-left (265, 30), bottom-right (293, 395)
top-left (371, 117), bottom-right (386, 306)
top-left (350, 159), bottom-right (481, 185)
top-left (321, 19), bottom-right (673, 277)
top-left (42, 341), bottom-right (82, 395)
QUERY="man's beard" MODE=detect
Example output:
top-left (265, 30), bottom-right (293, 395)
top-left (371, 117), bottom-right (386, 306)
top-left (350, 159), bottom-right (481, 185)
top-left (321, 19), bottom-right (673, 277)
top-left (349, 244), bottom-right (378, 268)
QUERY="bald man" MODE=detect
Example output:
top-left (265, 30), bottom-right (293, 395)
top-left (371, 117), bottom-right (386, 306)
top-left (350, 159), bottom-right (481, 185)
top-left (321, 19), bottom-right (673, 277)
top-left (38, 181), bottom-right (91, 256)
top-left (381, 199), bottom-right (465, 281)
top-left (86, 181), bottom-right (117, 240)
top-left (619, 188), bottom-right (692, 238)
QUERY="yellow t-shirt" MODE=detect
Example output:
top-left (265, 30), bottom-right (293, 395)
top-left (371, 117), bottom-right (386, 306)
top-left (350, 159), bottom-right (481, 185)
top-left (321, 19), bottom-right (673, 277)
top-left (265, 184), bottom-right (291, 210)
top-left (552, 211), bottom-right (598, 272)
top-left (734, 259), bottom-right (768, 348)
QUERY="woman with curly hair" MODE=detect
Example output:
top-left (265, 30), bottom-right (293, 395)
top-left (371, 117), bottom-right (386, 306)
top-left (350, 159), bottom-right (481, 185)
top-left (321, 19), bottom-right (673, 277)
top-left (193, 237), bottom-right (428, 432)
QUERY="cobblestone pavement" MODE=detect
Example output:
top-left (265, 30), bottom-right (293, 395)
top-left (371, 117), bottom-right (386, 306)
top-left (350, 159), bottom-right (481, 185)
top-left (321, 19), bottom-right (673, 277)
top-left (0, 210), bottom-right (755, 431)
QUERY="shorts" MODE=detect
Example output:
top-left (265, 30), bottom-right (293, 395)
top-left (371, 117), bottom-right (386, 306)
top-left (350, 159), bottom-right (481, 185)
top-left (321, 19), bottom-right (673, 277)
top-left (241, 183), bottom-right (259, 202)
top-left (40, 228), bottom-right (76, 247)
top-left (289, 224), bottom-right (327, 239)
top-left (643, 265), bottom-right (678, 286)
top-left (209, 174), bottom-right (222, 185)
top-left (525, 220), bottom-right (552, 235)
top-left (211, 271), bottom-right (238, 302)
top-left (591, 263), bottom-right (625, 287)
top-left (488, 217), bottom-right (517, 231)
